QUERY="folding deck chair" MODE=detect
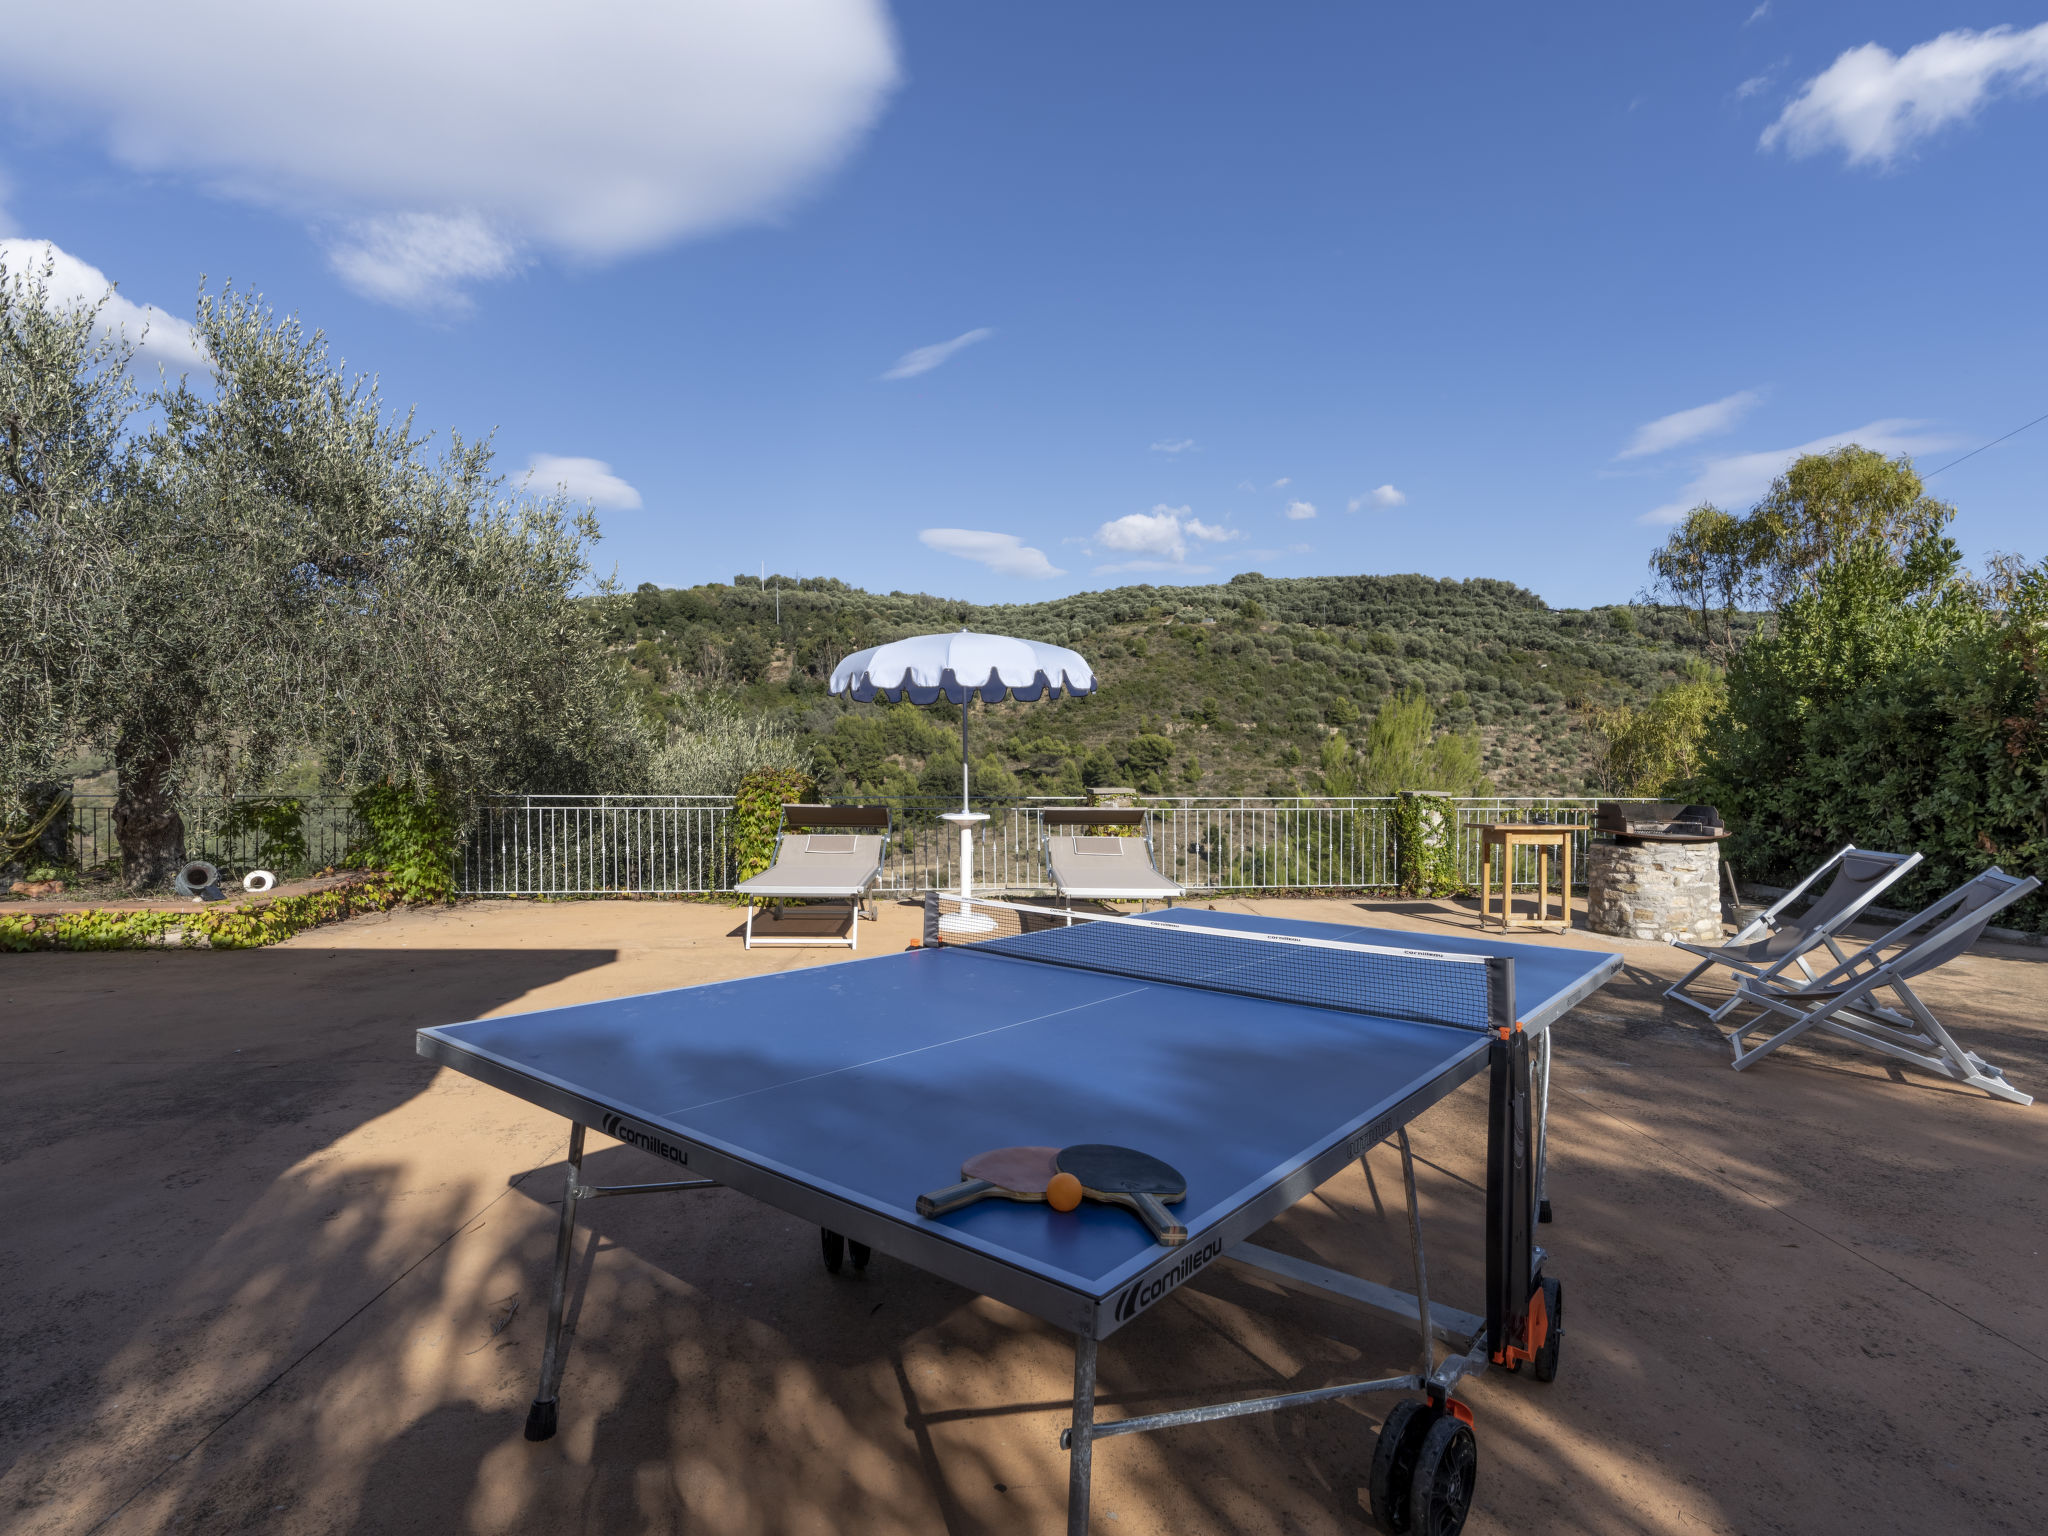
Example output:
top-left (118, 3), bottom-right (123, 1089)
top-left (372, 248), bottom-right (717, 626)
top-left (1665, 844), bottom-right (1921, 1022)
top-left (734, 804), bottom-right (890, 950)
top-left (1721, 867), bottom-right (2042, 1105)
top-left (1040, 807), bottom-right (1184, 913)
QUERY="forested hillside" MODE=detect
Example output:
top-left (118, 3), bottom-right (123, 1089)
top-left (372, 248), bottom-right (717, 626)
top-left (602, 572), bottom-right (1736, 798)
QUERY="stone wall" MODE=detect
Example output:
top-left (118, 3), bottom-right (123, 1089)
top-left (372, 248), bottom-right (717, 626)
top-left (1586, 838), bottom-right (1721, 943)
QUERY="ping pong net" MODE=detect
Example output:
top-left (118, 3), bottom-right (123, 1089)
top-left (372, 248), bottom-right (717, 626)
top-left (923, 893), bottom-right (1510, 1032)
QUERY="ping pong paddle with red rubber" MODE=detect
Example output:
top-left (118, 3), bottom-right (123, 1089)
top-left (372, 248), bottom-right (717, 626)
top-left (1055, 1144), bottom-right (1189, 1246)
top-left (917, 1145), bottom-right (1060, 1218)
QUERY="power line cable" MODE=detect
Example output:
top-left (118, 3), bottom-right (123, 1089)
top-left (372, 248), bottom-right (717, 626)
top-left (1920, 408), bottom-right (2048, 481)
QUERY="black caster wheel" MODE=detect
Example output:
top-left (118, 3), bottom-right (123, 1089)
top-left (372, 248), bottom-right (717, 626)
top-left (1532, 1274), bottom-right (1563, 1383)
top-left (1368, 1399), bottom-right (1435, 1533)
top-left (849, 1239), bottom-right (871, 1271)
top-left (1409, 1413), bottom-right (1478, 1536)
top-left (821, 1228), bottom-right (845, 1274)
top-left (1538, 1197), bottom-right (1553, 1224)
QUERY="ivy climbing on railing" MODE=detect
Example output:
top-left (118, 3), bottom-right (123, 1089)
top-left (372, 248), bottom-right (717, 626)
top-left (731, 767), bottom-right (819, 888)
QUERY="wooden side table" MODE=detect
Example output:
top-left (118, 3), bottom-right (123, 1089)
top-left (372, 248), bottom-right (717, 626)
top-left (1479, 824), bottom-right (1573, 933)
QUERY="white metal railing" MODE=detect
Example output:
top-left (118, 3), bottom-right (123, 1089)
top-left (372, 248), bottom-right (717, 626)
top-left (461, 796), bottom-right (733, 895)
top-left (453, 794), bottom-right (1640, 898)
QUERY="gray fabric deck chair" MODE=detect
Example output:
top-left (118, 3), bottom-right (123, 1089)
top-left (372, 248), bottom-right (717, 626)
top-left (1722, 867), bottom-right (2041, 1104)
top-left (734, 805), bottom-right (890, 950)
top-left (1665, 844), bottom-right (1921, 1022)
top-left (1041, 808), bottom-right (1184, 912)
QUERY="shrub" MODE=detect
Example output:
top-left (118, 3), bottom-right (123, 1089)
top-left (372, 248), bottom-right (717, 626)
top-left (653, 695), bottom-right (810, 795)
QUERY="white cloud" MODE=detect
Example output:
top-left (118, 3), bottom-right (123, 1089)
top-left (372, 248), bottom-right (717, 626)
top-left (525, 454), bottom-right (643, 511)
top-left (1349, 484), bottom-right (1406, 511)
top-left (1617, 389), bottom-right (1760, 459)
top-left (1271, 476), bottom-right (1291, 489)
top-left (1735, 74), bottom-right (1773, 101)
top-left (920, 528), bottom-right (1063, 579)
top-left (0, 237), bottom-right (207, 369)
top-left (1283, 500), bottom-right (1317, 520)
top-left (1092, 504), bottom-right (1240, 572)
top-left (1149, 437), bottom-right (1196, 454)
top-left (1762, 24), bottom-right (2048, 167)
top-left (328, 213), bottom-right (521, 312)
top-left (1639, 419), bottom-right (1957, 524)
top-left (0, 1), bottom-right (899, 310)
top-left (1747, 4), bottom-right (1771, 25)
top-left (881, 327), bottom-right (993, 381)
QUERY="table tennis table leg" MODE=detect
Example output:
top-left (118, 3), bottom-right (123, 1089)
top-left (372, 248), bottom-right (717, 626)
top-left (1066, 1332), bottom-right (1098, 1536)
top-left (525, 1121), bottom-right (585, 1442)
top-left (1396, 1128), bottom-right (1435, 1385)
top-left (1534, 1027), bottom-right (1553, 1223)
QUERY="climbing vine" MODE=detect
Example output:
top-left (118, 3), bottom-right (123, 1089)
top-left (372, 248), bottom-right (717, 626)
top-left (1393, 791), bottom-right (1464, 897)
top-left (349, 783), bottom-right (459, 903)
top-left (732, 767), bottom-right (818, 887)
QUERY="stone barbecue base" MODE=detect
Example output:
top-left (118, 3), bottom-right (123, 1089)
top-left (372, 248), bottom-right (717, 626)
top-left (1586, 839), bottom-right (1722, 943)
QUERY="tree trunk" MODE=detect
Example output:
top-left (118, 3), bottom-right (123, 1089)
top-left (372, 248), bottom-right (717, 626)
top-left (113, 736), bottom-right (187, 892)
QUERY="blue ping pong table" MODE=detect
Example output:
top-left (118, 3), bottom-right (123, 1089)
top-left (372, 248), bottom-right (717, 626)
top-left (417, 900), bottom-right (1621, 1534)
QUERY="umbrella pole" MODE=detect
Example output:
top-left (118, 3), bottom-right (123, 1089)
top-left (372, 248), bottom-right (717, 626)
top-left (938, 695), bottom-right (993, 931)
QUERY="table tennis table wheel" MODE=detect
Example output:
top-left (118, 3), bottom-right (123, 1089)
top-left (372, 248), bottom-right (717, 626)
top-left (848, 1238), bottom-right (871, 1271)
top-left (1368, 1399), bottom-right (1433, 1533)
top-left (1407, 1414), bottom-right (1477, 1535)
top-left (1370, 1399), bottom-right (1477, 1536)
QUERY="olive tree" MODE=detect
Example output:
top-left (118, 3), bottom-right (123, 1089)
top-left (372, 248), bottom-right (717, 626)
top-left (0, 255), bottom-right (138, 830)
top-left (3, 276), bottom-right (651, 888)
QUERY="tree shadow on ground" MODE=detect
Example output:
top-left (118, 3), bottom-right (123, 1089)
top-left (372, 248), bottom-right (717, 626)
top-left (0, 945), bottom-right (616, 1533)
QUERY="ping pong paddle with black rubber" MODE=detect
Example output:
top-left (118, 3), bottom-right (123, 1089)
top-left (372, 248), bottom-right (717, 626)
top-left (1055, 1144), bottom-right (1189, 1246)
top-left (917, 1145), bottom-right (1060, 1218)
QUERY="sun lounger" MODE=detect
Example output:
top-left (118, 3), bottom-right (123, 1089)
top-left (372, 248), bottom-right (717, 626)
top-left (735, 805), bottom-right (890, 950)
top-left (1664, 844), bottom-right (1921, 1022)
top-left (1721, 867), bottom-right (2041, 1104)
top-left (1041, 808), bottom-right (1184, 911)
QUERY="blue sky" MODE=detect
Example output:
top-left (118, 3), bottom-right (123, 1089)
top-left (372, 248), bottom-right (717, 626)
top-left (3, 2), bottom-right (2044, 608)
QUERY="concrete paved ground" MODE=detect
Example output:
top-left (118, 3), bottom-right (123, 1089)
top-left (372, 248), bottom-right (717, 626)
top-left (4, 895), bottom-right (2045, 1536)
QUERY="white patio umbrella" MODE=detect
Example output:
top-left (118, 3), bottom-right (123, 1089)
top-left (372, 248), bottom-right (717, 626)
top-left (831, 629), bottom-right (1096, 921)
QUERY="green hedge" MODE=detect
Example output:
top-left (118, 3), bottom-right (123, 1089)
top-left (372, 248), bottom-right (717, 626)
top-left (0, 877), bottom-right (402, 952)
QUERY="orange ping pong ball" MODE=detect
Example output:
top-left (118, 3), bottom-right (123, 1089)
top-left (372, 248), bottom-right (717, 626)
top-left (1046, 1172), bottom-right (1083, 1212)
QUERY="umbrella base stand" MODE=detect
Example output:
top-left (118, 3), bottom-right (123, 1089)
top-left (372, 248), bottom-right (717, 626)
top-left (938, 812), bottom-right (997, 934)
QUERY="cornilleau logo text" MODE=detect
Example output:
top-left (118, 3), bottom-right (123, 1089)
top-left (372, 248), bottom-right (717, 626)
top-left (600, 1112), bottom-right (690, 1167)
top-left (1114, 1237), bottom-right (1225, 1323)
top-left (1345, 1113), bottom-right (1399, 1161)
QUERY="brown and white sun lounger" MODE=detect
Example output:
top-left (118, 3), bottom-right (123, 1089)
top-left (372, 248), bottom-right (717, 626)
top-left (735, 805), bottom-right (890, 950)
top-left (1041, 808), bottom-right (1184, 912)
top-left (1722, 866), bottom-right (2041, 1104)
top-left (1665, 844), bottom-right (1921, 1022)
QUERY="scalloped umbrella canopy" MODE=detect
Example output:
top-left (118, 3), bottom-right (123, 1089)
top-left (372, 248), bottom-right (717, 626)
top-left (829, 629), bottom-right (1095, 705)
top-left (830, 629), bottom-right (1097, 814)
